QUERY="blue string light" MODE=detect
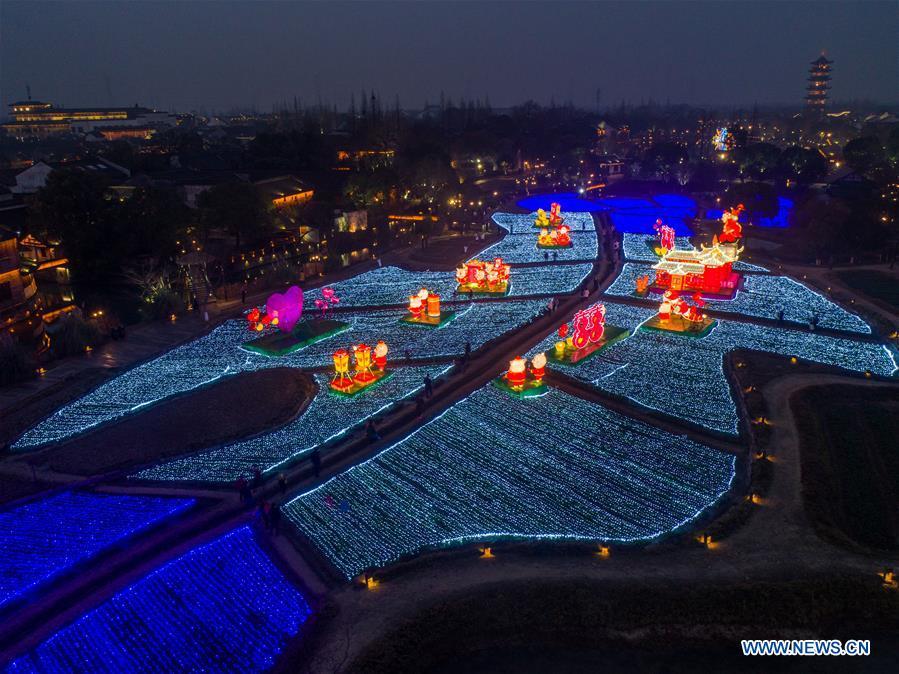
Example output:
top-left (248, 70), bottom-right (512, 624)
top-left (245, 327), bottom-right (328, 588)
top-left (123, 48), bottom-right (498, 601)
top-left (0, 491), bottom-right (194, 610)
top-left (5, 526), bottom-right (312, 674)
top-left (284, 384), bottom-right (736, 579)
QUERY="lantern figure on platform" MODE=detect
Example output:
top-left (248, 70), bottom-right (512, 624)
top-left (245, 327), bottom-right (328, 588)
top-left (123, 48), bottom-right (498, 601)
top-left (408, 295), bottom-right (423, 318)
top-left (353, 343), bottom-right (376, 384)
top-left (332, 349), bottom-right (351, 387)
top-left (427, 293), bottom-right (441, 317)
top-left (549, 202), bottom-right (564, 227)
top-left (374, 340), bottom-right (388, 370)
top-left (456, 257), bottom-right (510, 293)
top-left (720, 205), bottom-right (744, 243)
top-left (571, 303), bottom-right (606, 349)
top-left (506, 356), bottom-right (527, 387)
top-left (531, 352), bottom-right (546, 382)
top-left (537, 223), bottom-right (572, 248)
top-left (534, 209), bottom-right (551, 228)
top-left (649, 290), bottom-right (714, 335)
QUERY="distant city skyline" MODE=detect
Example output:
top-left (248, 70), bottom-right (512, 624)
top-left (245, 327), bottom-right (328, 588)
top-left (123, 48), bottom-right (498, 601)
top-left (1, 0), bottom-right (897, 116)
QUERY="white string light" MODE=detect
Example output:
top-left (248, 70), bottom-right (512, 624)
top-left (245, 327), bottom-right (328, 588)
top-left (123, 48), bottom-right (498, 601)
top-left (284, 384), bottom-right (736, 579)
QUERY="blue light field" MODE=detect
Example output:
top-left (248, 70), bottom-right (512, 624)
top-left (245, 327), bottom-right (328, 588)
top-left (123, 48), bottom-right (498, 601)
top-left (0, 491), bottom-right (194, 610)
top-left (5, 526), bottom-right (311, 674)
top-left (531, 302), bottom-right (895, 436)
top-left (476, 230), bottom-right (598, 263)
top-left (285, 385), bottom-right (736, 579)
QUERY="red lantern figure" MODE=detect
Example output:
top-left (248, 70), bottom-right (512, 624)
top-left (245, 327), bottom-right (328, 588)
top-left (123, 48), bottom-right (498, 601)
top-left (409, 295), bottom-right (422, 317)
top-left (427, 293), bottom-right (441, 317)
top-left (720, 205), bottom-right (744, 243)
top-left (374, 340), bottom-right (388, 370)
top-left (549, 202), bottom-right (564, 227)
top-left (558, 323), bottom-right (569, 339)
top-left (506, 356), bottom-right (527, 387)
top-left (531, 353), bottom-right (546, 382)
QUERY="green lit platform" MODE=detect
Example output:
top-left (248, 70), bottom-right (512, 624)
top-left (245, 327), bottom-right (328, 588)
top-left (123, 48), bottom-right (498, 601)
top-left (547, 325), bottom-right (630, 365)
top-left (536, 241), bottom-right (573, 249)
top-left (329, 369), bottom-right (393, 398)
top-left (640, 314), bottom-right (717, 338)
top-left (399, 310), bottom-right (457, 328)
top-left (242, 319), bottom-right (350, 357)
top-left (492, 375), bottom-right (548, 399)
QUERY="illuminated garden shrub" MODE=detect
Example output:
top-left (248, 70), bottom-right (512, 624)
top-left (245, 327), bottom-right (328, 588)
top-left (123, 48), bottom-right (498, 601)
top-left (284, 385), bottom-right (736, 579)
top-left (132, 364), bottom-right (450, 483)
top-left (0, 492), bottom-right (194, 610)
top-left (14, 301), bottom-right (545, 450)
top-left (306, 264), bottom-right (593, 308)
top-left (533, 302), bottom-right (895, 435)
top-left (606, 262), bottom-right (871, 334)
top-left (5, 527), bottom-right (311, 674)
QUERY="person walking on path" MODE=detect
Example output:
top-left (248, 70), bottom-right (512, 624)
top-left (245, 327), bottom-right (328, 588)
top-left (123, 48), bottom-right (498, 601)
top-left (424, 374), bottom-right (433, 399)
top-left (278, 472), bottom-right (287, 494)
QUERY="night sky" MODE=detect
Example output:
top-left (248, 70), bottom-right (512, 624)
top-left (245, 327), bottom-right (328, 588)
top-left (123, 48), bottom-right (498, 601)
top-left (1, 0), bottom-right (896, 114)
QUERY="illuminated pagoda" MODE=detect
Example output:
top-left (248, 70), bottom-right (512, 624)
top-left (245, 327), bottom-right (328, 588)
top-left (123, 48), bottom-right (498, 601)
top-left (651, 206), bottom-right (744, 299)
top-left (456, 257), bottom-right (511, 295)
top-left (805, 53), bottom-right (833, 117)
top-left (401, 287), bottom-right (456, 327)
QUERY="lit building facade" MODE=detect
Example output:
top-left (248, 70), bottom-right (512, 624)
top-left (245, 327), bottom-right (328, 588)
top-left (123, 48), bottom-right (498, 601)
top-left (3, 100), bottom-right (176, 140)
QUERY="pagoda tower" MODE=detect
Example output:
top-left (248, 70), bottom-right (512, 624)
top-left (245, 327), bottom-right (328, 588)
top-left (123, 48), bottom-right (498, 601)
top-left (805, 53), bottom-right (833, 117)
